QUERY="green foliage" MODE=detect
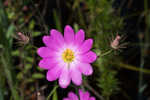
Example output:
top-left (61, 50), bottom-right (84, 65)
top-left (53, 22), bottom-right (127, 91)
top-left (53, 9), bottom-right (62, 32)
top-left (83, 0), bottom-right (123, 99)
top-left (0, 0), bottom-right (124, 99)
top-left (0, 0), bottom-right (43, 99)
top-left (2, 0), bottom-right (148, 100)
top-left (0, 1), bottom-right (20, 99)
top-left (32, 73), bottom-right (45, 79)
top-left (97, 69), bottom-right (119, 98)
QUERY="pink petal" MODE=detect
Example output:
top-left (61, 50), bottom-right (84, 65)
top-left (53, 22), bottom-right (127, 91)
top-left (50, 29), bottom-right (65, 46)
top-left (42, 36), bottom-right (51, 47)
top-left (37, 47), bottom-right (55, 58)
top-left (68, 92), bottom-right (79, 100)
top-left (64, 25), bottom-right (75, 44)
top-left (38, 58), bottom-right (57, 69)
top-left (82, 92), bottom-right (90, 100)
top-left (79, 90), bottom-right (90, 100)
top-left (79, 39), bottom-right (93, 54)
top-left (78, 63), bottom-right (93, 76)
top-left (42, 36), bottom-right (58, 50)
top-left (80, 51), bottom-right (97, 63)
top-left (89, 97), bottom-right (96, 100)
top-left (79, 89), bottom-right (83, 97)
top-left (70, 68), bottom-right (82, 86)
top-left (75, 29), bottom-right (85, 46)
top-left (59, 68), bottom-right (71, 88)
top-left (63, 98), bottom-right (70, 100)
top-left (79, 89), bottom-right (95, 100)
top-left (46, 66), bottom-right (62, 81)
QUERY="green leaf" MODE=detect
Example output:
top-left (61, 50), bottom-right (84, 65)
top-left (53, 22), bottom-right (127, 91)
top-left (32, 31), bottom-right (41, 37)
top-left (8, 12), bottom-right (15, 19)
top-left (26, 57), bottom-right (33, 63)
top-left (24, 64), bottom-right (32, 73)
top-left (16, 72), bottom-right (23, 80)
top-left (73, 23), bottom-right (79, 33)
top-left (6, 24), bottom-right (15, 39)
top-left (11, 50), bottom-right (19, 56)
top-left (26, 78), bottom-right (34, 83)
top-left (32, 73), bottom-right (44, 79)
top-left (29, 20), bottom-right (35, 30)
top-left (0, 44), bottom-right (3, 48)
top-left (53, 10), bottom-right (62, 32)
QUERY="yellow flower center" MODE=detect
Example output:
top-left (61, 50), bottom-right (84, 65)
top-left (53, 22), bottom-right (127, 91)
top-left (62, 48), bottom-right (75, 63)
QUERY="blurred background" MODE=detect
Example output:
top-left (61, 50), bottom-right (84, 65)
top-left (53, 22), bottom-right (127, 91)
top-left (0, 0), bottom-right (150, 100)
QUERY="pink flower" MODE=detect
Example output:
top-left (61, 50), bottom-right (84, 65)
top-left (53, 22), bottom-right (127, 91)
top-left (63, 89), bottom-right (95, 100)
top-left (37, 25), bottom-right (97, 88)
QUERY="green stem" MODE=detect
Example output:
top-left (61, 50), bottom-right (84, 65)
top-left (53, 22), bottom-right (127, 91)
top-left (1, 55), bottom-right (20, 100)
top-left (83, 81), bottom-right (104, 100)
top-left (112, 62), bottom-right (150, 74)
top-left (46, 85), bottom-right (58, 100)
top-left (100, 50), bottom-right (113, 57)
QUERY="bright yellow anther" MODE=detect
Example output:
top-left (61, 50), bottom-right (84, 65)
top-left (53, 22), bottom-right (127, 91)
top-left (62, 48), bottom-right (75, 63)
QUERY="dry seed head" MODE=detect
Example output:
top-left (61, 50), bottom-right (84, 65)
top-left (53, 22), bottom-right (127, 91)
top-left (111, 35), bottom-right (121, 49)
top-left (110, 34), bottom-right (127, 50)
top-left (17, 32), bottom-right (30, 45)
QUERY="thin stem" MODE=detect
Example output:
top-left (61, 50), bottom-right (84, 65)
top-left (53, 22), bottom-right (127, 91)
top-left (112, 62), bottom-right (150, 74)
top-left (83, 81), bottom-right (104, 100)
top-left (138, 1), bottom-right (149, 97)
top-left (100, 50), bottom-right (113, 57)
top-left (46, 85), bottom-right (58, 100)
top-left (1, 55), bottom-right (20, 100)
top-left (137, 37), bottom-right (145, 100)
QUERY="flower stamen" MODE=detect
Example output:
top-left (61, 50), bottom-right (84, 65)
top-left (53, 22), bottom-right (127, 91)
top-left (62, 48), bottom-right (75, 63)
